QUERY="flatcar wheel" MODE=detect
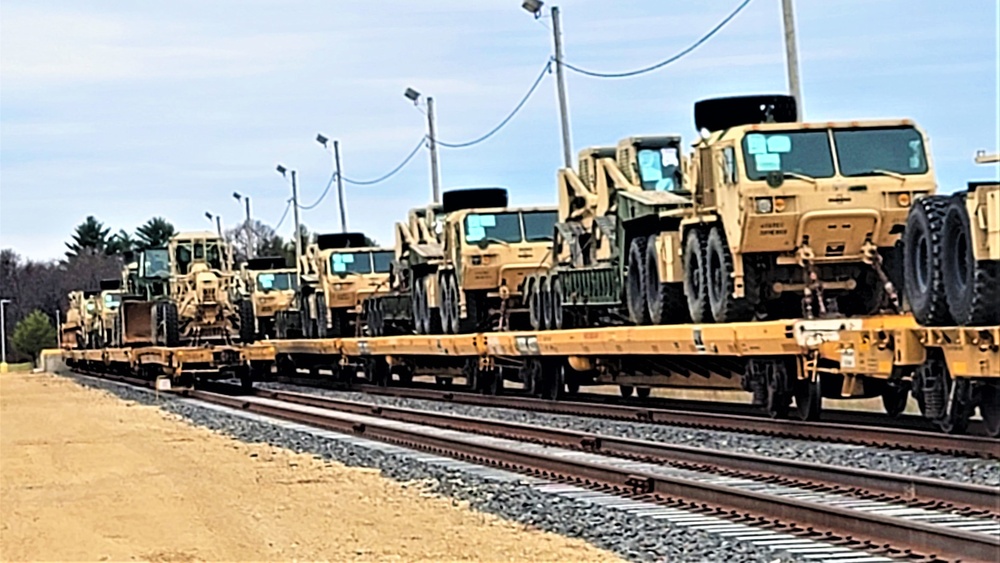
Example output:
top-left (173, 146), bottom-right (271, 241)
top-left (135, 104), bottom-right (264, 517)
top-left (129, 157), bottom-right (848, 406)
top-left (765, 362), bottom-right (792, 419)
top-left (635, 387), bottom-right (651, 399)
top-left (794, 377), bottom-right (821, 421)
top-left (881, 382), bottom-right (910, 418)
top-left (566, 382), bottom-right (579, 395)
top-left (541, 362), bottom-right (564, 401)
top-left (619, 385), bottom-right (634, 398)
top-left (979, 383), bottom-right (1000, 438)
top-left (435, 376), bottom-right (452, 388)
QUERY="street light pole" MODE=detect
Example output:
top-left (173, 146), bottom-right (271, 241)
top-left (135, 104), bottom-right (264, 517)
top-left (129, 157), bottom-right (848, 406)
top-left (0, 299), bottom-right (10, 373)
top-left (291, 170), bottom-right (303, 279)
top-left (781, 0), bottom-right (803, 120)
top-left (333, 140), bottom-right (348, 232)
top-left (550, 6), bottom-right (573, 168)
top-left (426, 96), bottom-right (442, 204)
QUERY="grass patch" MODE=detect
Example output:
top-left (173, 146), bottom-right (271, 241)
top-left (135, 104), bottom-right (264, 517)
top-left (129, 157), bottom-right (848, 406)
top-left (4, 362), bottom-right (33, 373)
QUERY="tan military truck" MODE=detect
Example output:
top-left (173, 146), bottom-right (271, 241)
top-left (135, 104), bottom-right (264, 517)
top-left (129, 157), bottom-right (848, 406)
top-left (241, 256), bottom-right (298, 339)
top-left (534, 94), bottom-right (936, 329)
top-left (298, 233), bottom-right (394, 338)
top-left (368, 188), bottom-right (557, 335)
top-left (904, 150), bottom-right (999, 326)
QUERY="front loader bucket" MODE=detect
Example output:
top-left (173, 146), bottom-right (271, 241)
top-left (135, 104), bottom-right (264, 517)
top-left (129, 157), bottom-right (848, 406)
top-left (121, 301), bottom-right (154, 346)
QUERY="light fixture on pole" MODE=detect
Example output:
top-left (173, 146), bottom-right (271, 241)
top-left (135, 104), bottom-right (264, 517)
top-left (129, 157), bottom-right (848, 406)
top-left (276, 164), bottom-right (303, 284)
top-left (0, 298), bottom-right (11, 373)
top-left (316, 133), bottom-right (348, 232)
top-left (404, 87), bottom-right (442, 204)
top-left (521, 0), bottom-right (573, 168)
top-left (204, 212), bottom-right (223, 237)
top-left (232, 192), bottom-right (254, 258)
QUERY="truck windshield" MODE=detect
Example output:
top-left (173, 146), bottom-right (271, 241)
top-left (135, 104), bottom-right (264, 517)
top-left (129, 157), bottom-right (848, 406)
top-left (833, 127), bottom-right (928, 177)
top-left (143, 249), bottom-right (170, 278)
top-left (372, 251), bottom-right (394, 273)
top-left (522, 210), bottom-right (557, 242)
top-left (742, 131), bottom-right (835, 180)
top-left (330, 252), bottom-right (371, 274)
top-left (257, 272), bottom-right (297, 291)
top-left (465, 212), bottom-right (521, 244)
top-left (103, 293), bottom-right (121, 308)
top-left (637, 147), bottom-right (682, 191)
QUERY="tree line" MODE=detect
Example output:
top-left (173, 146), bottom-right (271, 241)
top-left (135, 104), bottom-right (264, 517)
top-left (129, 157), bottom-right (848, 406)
top-left (2, 215), bottom-right (320, 363)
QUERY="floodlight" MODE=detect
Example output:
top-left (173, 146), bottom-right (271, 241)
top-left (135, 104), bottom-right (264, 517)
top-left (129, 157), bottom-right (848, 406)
top-left (316, 133), bottom-right (329, 147)
top-left (404, 87), bottom-right (421, 102)
top-left (521, 0), bottom-right (544, 15)
top-left (276, 164), bottom-right (287, 177)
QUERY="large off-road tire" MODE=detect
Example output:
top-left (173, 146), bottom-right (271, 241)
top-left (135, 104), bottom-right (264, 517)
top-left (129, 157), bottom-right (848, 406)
top-left (549, 275), bottom-right (566, 330)
top-left (706, 226), bottom-right (753, 323)
top-left (161, 301), bottom-right (180, 347)
top-left (315, 294), bottom-right (329, 338)
top-left (903, 196), bottom-right (952, 326)
top-left (238, 299), bottom-right (256, 344)
top-left (942, 196), bottom-right (1000, 326)
top-left (527, 277), bottom-right (543, 331)
top-left (626, 237), bottom-right (650, 325)
top-left (438, 272), bottom-right (454, 334)
top-left (645, 234), bottom-right (690, 325)
top-left (541, 276), bottom-right (555, 331)
top-left (412, 278), bottom-right (428, 334)
top-left (683, 228), bottom-right (710, 323)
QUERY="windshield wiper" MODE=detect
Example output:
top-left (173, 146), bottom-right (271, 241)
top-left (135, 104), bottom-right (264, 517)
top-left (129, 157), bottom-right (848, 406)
top-left (782, 171), bottom-right (818, 185)
top-left (867, 169), bottom-right (907, 182)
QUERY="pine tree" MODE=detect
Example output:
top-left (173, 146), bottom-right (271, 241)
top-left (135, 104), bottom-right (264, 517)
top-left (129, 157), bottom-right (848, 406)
top-left (106, 229), bottom-right (135, 256)
top-left (135, 217), bottom-right (176, 250)
top-left (12, 310), bottom-right (56, 362)
top-left (65, 216), bottom-right (110, 258)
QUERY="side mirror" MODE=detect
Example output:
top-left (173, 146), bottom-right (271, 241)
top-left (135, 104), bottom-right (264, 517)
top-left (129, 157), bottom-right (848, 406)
top-left (477, 238), bottom-right (490, 250)
top-left (766, 171), bottom-right (784, 188)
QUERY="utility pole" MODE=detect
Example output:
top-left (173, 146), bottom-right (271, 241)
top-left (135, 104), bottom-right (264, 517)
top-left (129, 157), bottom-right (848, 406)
top-left (333, 140), bottom-right (348, 232)
top-left (550, 6), bottom-right (573, 168)
top-left (426, 96), bottom-right (442, 204)
top-left (243, 197), bottom-right (254, 258)
top-left (290, 170), bottom-right (303, 283)
top-left (781, 0), bottom-right (803, 120)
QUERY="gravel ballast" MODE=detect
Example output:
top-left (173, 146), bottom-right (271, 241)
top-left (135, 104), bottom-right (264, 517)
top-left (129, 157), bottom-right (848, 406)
top-left (259, 382), bottom-right (1000, 487)
top-left (61, 374), bottom-right (887, 563)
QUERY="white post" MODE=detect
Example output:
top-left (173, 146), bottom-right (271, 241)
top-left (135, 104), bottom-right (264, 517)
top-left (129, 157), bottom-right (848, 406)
top-left (781, 0), bottom-right (803, 120)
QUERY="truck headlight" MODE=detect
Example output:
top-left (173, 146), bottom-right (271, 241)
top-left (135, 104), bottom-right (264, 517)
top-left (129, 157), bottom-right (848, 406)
top-left (755, 197), bottom-right (773, 214)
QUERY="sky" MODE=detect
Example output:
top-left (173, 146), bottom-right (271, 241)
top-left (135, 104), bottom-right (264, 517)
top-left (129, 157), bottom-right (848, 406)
top-left (1, 0), bottom-right (998, 261)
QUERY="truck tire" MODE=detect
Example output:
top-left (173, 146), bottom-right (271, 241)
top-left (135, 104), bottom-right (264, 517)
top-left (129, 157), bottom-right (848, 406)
top-left (626, 236), bottom-right (650, 325)
top-left (438, 272), bottom-right (454, 333)
top-left (528, 276), bottom-right (544, 330)
top-left (903, 196), bottom-right (952, 325)
top-left (315, 293), bottom-right (329, 338)
top-left (942, 195), bottom-right (1000, 326)
top-left (238, 299), bottom-right (256, 344)
top-left (412, 279), bottom-right (427, 334)
top-left (645, 234), bottom-right (690, 325)
top-left (550, 275), bottom-right (566, 330)
top-left (706, 226), bottom-right (752, 323)
top-left (683, 228), bottom-right (710, 323)
top-left (159, 301), bottom-right (180, 347)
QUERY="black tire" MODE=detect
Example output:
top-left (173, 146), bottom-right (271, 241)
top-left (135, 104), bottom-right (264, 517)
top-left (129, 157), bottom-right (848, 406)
top-left (683, 228), bottom-right (710, 323)
top-left (541, 276), bottom-right (553, 331)
top-left (903, 196), bottom-right (952, 325)
top-left (706, 226), bottom-right (752, 323)
top-left (527, 277), bottom-right (543, 331)
top-left (412, 278), bottom-right (427, 334)
top-left (619, 385), bottom-right (634, 398)
top-left (162, 301), bottom-right (180, 347)
top-left (635, 387), bottom-right (651, 399)
top-left (550, 275), bottom-right (565, 330)
top-left (439, 272), bottom-right (454, 334)
top-left (942, 196), bottom-right (1000, 326)
top-left (645, 234), bottom-right (690, 325)
top-left (315, 294), bottom-right (328, 338)
top-left (626, 236), bottom-right (650, 325)
top-left (238, 299), bottom-right (256, 344)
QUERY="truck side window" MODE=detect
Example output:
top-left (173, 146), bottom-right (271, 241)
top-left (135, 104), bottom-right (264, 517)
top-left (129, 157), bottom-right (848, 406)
top-left (723, 147), bottom-right (736, 185)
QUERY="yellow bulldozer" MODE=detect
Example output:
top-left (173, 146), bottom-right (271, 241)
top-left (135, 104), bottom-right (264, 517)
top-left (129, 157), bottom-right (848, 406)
top-left (532, 94), bottom-right (937, 328)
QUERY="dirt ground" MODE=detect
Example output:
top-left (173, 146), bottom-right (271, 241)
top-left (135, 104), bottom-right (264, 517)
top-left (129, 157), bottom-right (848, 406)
top-left (0, 372), bottom-right (620, 562)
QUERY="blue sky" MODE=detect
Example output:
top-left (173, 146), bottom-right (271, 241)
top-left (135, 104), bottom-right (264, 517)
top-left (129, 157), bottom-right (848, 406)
top-left (1, 0), bottom-right (998, 260)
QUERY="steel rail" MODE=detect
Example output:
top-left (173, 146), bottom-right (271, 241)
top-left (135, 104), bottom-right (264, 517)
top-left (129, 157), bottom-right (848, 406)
top-left (259, 388), bottom-right (999, 513)
top-left (191, 389), bottom-right (1000, 562)
top-left (351, 384), bottom-right (1000, 459)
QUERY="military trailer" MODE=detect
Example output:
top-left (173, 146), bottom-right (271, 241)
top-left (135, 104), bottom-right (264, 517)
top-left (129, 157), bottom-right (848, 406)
top-left (367, 188), bottom-right (557, 335)
top-left (531, 94), bottom-right (937, 329)
top-left (298, 233), bottom-right (393, 338)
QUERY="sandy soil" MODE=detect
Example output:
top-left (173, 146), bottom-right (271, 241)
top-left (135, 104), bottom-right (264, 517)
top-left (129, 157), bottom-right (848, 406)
top-left (0, 372), bottom-right (620, 562)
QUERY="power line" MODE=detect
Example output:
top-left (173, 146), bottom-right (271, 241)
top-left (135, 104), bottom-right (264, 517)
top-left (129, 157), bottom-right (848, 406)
top-left (434, 60), bottom-right (552, 148)
top-left (341, 136), bottom-right (426, 186)
top-left (559, 0), bottom-right (753, 79)
top-left (273, 199), bottom-right (292, 230)
top-left (298, 171), bottom-right (335, 210)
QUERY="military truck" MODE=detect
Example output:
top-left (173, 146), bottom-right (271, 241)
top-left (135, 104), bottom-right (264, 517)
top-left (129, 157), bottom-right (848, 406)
top-left (367, 188), bottom-right (557, 335)
top-left (531, 95), bottom-right (936, 329)
top-left (242, 256), bottom-right (298, 339)
top-left (904, 151), bottom-right (999, 327)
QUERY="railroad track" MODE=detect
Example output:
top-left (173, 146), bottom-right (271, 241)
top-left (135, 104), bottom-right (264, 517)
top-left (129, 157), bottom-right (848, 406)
top-left (340, 383), bottom-right (1000, 460)
top-left (69, 369), bottom-right (1000, 560)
